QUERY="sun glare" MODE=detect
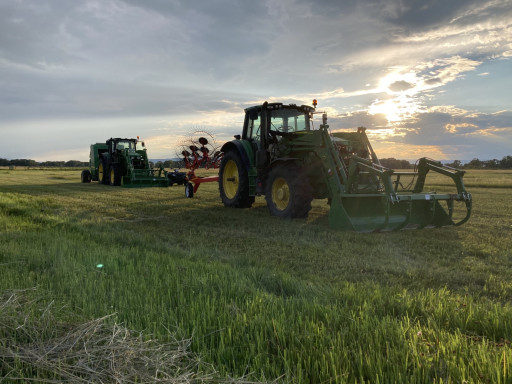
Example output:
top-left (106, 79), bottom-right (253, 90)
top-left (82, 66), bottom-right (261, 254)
top-left (368, 70), bottom-right (424, 124)
top-left (368, 94), bottom-right (423, 123)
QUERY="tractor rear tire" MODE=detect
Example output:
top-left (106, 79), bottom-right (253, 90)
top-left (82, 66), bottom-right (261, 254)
top-left (219, 150), bottom-right (254, 208)
top-left (265, 163), bottom-right (313, 219)
top-left (81, 170), bottom-right (91, 183)
top-left (109, 164), bottom-right (121, 186)
top-left (98, 157), bottom-right (110, 185)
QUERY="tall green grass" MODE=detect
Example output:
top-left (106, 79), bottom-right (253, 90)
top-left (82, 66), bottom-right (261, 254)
top-left (1, 169), bottom-right (511, 383)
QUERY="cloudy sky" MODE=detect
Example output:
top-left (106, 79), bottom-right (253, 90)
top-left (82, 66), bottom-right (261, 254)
top-left (1, 0), bottom-right (511, 162)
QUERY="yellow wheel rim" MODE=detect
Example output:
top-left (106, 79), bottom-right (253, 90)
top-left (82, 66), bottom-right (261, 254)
top-left (223, 160), bottom-right (239, 199)
top-left (271, 177), bottom-right (290, 211)
top-left (110, 168), bottom-right (115, 185)
top-left (98, 162), bottom-right (104, 180)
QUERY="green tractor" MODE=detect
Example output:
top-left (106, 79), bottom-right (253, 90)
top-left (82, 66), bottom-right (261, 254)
top-left (81, 137), bottom-right (168, 187)
top-left (218, 102), bottom-right (472, 232)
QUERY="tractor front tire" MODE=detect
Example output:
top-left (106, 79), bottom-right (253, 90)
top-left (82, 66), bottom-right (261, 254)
top-left (81, 170), bottom-right (91, 183)
top-left (265, 163), bottom-right (313, 219)
top-left (219, 150), bottom-right (254, 208)
top-left (109, 164), bottom-right (122, 186)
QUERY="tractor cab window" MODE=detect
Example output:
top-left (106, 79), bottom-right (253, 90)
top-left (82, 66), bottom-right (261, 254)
top-left (115, 140), bottom-right (137, 151)
top-left (269, 108), bottom-right (309, 134)
top-left (247, 112), bottom-right (261, 141)
top-left (136, 141), bottom-right (145, 151)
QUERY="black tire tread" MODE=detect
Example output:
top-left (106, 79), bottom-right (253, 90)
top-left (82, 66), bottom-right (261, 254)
top-left (265, 163), bottom-right (313, 219)
top-left (99, 157), bottom-right (110, 185)
top-left (110, 164), bottom-right (122, 186)
top-left (81, 170), bottom-right (92, 183)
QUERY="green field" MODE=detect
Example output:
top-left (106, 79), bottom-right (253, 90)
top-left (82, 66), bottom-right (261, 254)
top-left (1, 168), bottom-right (511, 383)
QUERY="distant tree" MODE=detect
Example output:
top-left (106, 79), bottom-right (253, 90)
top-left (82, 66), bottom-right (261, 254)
top-left (0, 158), bottom-right (9, 166)
top-left (500, 155), bottom-right (512, 169)
top-left (483, 159), bottom-right (500, 168)
top-left (445, 160), bottom-right (462, 168)
top-left (39, 161), bottom-right (65, 167)
top-left (10, 159), bottom-right (37, 167)
top-left (380, 158), bottom-right (413, 169)
top-left (64, 160), bottom-right (88, 167)
top-left (399, 159), bottom-right (413, 169)
top-left (466, 158), bottom-right (483, 169)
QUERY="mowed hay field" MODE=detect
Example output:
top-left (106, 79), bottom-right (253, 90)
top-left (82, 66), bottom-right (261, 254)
top-left (1, 168), bottom-right (511, 383)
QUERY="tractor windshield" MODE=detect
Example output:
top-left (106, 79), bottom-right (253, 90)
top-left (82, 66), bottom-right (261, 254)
top-left (116, 140), bottom-right (137, 151)
top-left (269, 108), bottom-right (309, 134)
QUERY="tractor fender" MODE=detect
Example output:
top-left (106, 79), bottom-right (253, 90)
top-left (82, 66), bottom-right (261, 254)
top-left (220, 140), bottom-right (254, 172)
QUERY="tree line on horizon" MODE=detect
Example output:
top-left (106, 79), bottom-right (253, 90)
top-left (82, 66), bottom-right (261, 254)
top-left (2, 156), bottom-right (512, 169)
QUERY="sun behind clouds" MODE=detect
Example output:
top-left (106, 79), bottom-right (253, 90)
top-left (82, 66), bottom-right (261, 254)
top-left (367, 69), bottom-right (425, 125)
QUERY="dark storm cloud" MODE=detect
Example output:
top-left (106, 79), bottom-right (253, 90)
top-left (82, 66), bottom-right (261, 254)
top-left (0, 0), bottom-right (511, 161)
top-left (292, 0), bottom-right (486, 30)
top-left (0, 0), bottom-right (267, 123)
top-left (0, 2), bottom-right (78, 67)
top-left (374, 0), bottom-right (483, 29)
top-left (117, 0), bottom-right (273, 78)
top-left (0, 63), bottom-right (249, 122)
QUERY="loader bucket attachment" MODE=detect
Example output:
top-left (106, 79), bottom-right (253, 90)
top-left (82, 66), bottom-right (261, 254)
top-left (120, 168), bottom-right (169, 188)
top-left (329, 193), bottom-right (472, 232)
top-left (324, 128), bottom-right (471, 232)
top-left (327, 157), bottom-right (472, 232)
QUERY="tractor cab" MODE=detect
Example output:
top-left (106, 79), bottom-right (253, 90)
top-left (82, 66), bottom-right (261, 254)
top-left (107, 138), bottom-right (143, 153)
top-left (106, 138), bottom-right (147, 169)
top-left (242, 102), bottom-right (315, 171)
top-left (243, 102), bottom-right (314, 142)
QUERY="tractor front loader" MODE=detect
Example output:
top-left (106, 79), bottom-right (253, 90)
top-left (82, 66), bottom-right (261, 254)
top-left (218, 102), bottom-right (472, 232)
top-left (81, 138), bottom-right (168, 187)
